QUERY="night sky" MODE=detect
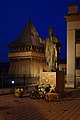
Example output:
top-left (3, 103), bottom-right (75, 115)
top-left (0, 0), bottom-right (80, 62)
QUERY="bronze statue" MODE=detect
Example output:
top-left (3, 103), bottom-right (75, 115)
top-left (40, 27), bottom-right (61, 71)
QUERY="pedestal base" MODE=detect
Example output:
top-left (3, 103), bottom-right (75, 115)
top-left (40, 71), bottom-right (65, 93)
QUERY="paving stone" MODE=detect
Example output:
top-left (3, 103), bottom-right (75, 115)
top-left (0, 89), bottom-right (80, 120)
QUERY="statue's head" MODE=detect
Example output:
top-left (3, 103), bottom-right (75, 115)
top-left (49, 26), bottom-right (54, 37)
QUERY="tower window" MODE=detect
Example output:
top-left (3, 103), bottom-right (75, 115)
top-left (76, 57), bottom-right (80, 69)
top-left (76, 30), bottom-right (80, 43)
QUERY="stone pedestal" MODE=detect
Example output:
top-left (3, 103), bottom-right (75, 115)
top-left (40, 71), bottom-right (65, 93)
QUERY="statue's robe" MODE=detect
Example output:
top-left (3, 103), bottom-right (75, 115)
top-left (45, 36), bottom-right (59, 71)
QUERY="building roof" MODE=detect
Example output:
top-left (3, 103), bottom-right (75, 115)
top-left (8, 19), bottom-right (43, 48)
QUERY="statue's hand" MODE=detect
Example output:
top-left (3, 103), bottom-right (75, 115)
top-left (39, 38), bottom-right (45, 44)
top-left (40, 38), bottom-right (42, 43)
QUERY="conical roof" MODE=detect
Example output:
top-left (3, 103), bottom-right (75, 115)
top-left (8, 19), bottom-right (43, 48)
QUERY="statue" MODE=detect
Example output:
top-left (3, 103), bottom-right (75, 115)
top-left (40, 27), bottom-right (61, 71)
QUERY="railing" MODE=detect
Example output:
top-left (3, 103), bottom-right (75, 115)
top-left (0, 73), bottom-right (80, 88)
top-left (0, 73), bottom-right (39, 88)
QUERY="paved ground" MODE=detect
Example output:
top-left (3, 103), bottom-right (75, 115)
top-left (0, 88), bottom-right (80, 120)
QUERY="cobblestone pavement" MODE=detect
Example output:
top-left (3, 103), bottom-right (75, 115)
top-left (0, 89), bottom-right (80, 120)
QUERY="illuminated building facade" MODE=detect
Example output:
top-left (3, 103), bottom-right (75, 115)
top-left (8, 19), bottom-right (46, 84)
top-left (65, 4), bottom-right (80, 88)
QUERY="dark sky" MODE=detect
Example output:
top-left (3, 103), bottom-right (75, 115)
top-left (0, 0), bottom-right (80, 62)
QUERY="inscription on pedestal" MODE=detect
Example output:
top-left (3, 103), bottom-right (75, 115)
top-left (40, 72), bottom-right (56, 87)
top-left (40, 71), bottom-right (65, 92)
